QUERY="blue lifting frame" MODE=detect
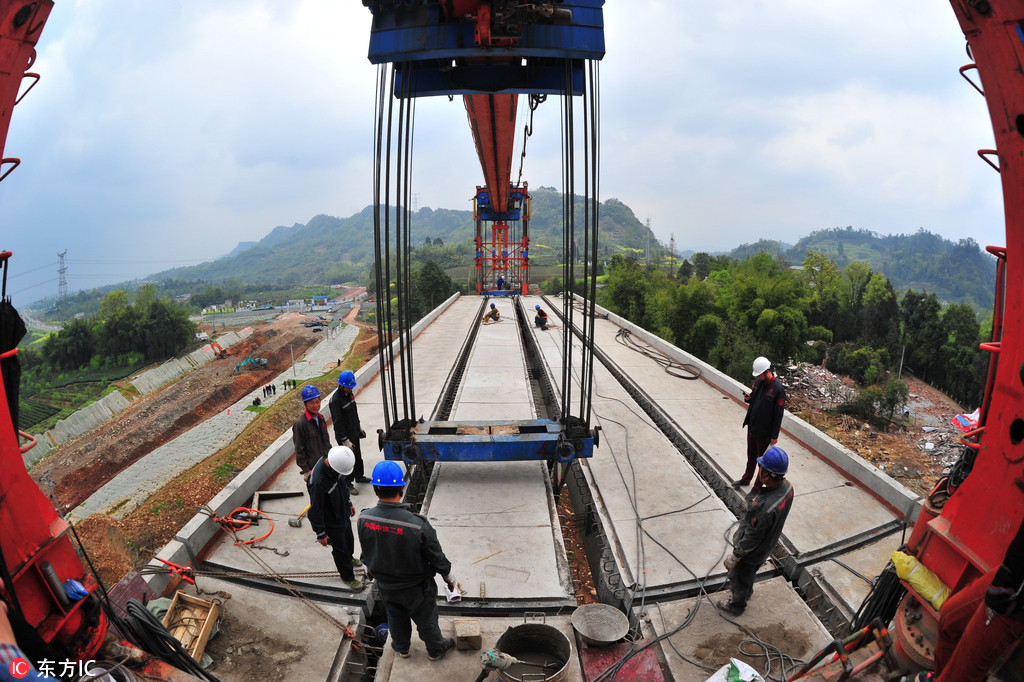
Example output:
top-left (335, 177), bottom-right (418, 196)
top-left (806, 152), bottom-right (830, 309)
top-left (364, 0), bottom-right (605, 97)
top-left (383, 419), bottom-right (596, 464)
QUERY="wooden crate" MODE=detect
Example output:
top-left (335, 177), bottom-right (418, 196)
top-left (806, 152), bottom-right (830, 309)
top-left (161, 591), bottom-right (220, 662)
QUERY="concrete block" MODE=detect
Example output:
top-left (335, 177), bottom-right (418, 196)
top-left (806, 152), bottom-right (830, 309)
top-left (453, 618), bottom-right (482, 650)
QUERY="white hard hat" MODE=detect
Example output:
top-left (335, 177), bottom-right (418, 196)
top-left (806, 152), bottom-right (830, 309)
top-left (327, 446), bottom-right (355, 475)
top-left (752, 356), bottom-right (771, 377)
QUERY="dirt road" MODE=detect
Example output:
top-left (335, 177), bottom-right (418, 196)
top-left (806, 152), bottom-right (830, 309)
top-left (31, 313), bottom-right (321, 510)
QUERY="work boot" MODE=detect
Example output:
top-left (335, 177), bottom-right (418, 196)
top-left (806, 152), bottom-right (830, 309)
top-left (351, 556), bottom-right (363, 567)
top-left (427, 637), bottom-right (455, 661)
top-left (344, 578), bottom-right (365, 591)
top-left (355, 475), bottom-right (372, 484)
top-left (732, 479), bottom-right (750, 488)
top-left (348, 483), bottom-right (359, 496)
top-left (718, 599), bottom-right (745, 617)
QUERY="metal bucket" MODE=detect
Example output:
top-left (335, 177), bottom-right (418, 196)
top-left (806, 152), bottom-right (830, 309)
top-left (494, 622), bottom-right (572, 682)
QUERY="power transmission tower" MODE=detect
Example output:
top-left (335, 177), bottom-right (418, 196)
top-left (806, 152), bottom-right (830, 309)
top-left (57, 250), bottom-right (68, 307)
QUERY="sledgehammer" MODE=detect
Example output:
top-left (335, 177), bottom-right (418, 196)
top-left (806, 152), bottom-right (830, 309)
top-left (288, 504), bottom-right (310, 528)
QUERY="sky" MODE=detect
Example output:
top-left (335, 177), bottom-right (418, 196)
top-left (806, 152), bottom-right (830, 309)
top-left (0, 1), bottom-right (1003, 307)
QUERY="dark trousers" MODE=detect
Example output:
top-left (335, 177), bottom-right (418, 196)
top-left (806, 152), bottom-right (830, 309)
top-left (728, 558), bottom-right (759, 608)
top-left (742, 432), bottom-right (771, 492)
top-left (936, 567), bottom-right (1024, 681)
top-left (326, 524), bottom-right (355, 581)
top-left (381, 580), bottom-right (445, 656)
top-left (345, 439), bottom-right (364, 483)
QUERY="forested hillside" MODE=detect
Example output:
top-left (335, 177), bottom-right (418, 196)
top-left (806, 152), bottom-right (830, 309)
top-left (729, 226), bottom-right (995, 311)
top-left (597, 250), bottom-right (988, 412)
top-left (30, 191), bottom-right (996, 326)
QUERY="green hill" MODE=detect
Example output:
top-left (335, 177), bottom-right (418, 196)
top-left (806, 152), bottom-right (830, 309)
top-left (728, 226), bottom-right (995, 312)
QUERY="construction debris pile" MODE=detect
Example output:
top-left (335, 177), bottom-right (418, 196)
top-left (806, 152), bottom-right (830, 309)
top-left (782, 362), bottom-right (967, 496)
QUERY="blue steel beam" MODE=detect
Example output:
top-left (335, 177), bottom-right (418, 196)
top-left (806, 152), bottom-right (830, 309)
top-left (365, 0), bottom-right (604, 97)
top-left (383, 419), bottom-right (595, 463)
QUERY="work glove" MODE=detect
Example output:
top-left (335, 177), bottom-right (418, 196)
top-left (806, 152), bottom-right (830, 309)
top-left (443, 572), bottom-right (457, 589)
top-left (724, 554), bottom-right (739, 572)
top-left (341, 439), bottom-right (353, 449)
top-left (986, 585), bottom-right (1019, 616)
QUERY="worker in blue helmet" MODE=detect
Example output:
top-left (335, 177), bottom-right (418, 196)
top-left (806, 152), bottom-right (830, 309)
top-left (720, 445), bottom-right (794, 617)
top-left (357, 461), bottom-right (457, 662)
top-left (496, 275), bottom-right (505, 290)
top-left (329, 369), bottom-right (369, 495)
top-left (482, 302), bottom-right (500, 324)
top-left (534, 304), bottom-right (549, 330)
top-left (292, 384), bottom-right (330, 483)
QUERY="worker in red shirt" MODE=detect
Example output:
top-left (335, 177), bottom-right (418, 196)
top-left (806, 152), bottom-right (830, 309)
top-left (734, 356), bottom-right (786, 494)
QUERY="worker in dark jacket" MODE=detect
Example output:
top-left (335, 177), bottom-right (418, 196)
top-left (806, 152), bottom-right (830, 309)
top-left (482, 302), bottom-right (500, 323)
top-left (308, 446), bottom-right (364, 591)
top-left (735, 356), bottom-right (786, 493)
top-left (910, 516), bottom-right (1024, 681)
top-left (329, 370), bottom-right (370, 496)
top-left (720, 446), bottom-right (794, 616)
top-left (357, 461), bottom-right (456, 661)
top-left (534, 304), bottom-right (549, 330)
top-left (293, 385), bottom-right (330, 483)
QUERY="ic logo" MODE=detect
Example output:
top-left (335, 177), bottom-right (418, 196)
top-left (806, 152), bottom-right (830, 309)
top-left (9, 658), bottom-right (30, 678)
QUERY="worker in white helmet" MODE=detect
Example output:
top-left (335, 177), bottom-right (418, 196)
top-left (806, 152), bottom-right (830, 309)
top-left (733, 356), bottom-right (786, 494)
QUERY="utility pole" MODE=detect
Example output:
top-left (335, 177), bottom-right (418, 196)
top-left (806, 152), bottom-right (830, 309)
top-left (290, 344), bottom-right (296, 381)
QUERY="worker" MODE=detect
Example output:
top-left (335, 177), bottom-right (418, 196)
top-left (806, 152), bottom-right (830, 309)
top-left (0, 580), bottom-right (61, 682)
top-left (357, 461), bottom-right (457, 662)
top-left (534, 304), bottom-right (549, 330)
top-left (293, 385), bottom-right (330, 483)
top-left (308, 446), bottom-right (364, 591)
top-left (720, 446), bottom-right (794, 616)
top-left (482, 302), bottom-right (500, 324)
top-left (329, 369), bottom-right (370, 496)
top-left (734, 356), bottom-right (786, 494)
top-left (496, 275), bottom-right (505, 290)
top-left (908, 516), bottom-right (1024, 681)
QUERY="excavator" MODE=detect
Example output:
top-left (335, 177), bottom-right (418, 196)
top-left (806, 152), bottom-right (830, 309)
top-left (2, 0), bottom-right (1024, 679)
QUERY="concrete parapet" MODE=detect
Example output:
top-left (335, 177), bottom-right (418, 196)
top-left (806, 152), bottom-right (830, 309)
top-left (173, 429), bottom-right (296, 564)
top-left (592, 301), bottom-right (921, 522)
top-left (168, 294), bottom-right (461, 565)
top-left (145, 539), bottom-right (191, 597)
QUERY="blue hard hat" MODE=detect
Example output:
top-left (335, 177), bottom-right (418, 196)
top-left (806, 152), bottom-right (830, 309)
top-left (371, 460), bottom-right (406, 486)
top-left (757, 446), bottom-right (789, 477)
top-left (490, 303), bottom-right (496, 308)
top-left (535, 304), bottom-right (541, 309)
top-left (301, 385), bottom-right (321, 402)
top-left (338, 370), bottom-right (357, 388)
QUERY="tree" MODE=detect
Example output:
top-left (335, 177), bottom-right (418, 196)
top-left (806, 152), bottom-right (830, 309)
top-left (43, 318), bottom-right (95, 370)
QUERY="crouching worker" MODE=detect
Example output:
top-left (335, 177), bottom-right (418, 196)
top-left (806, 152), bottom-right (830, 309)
top-left (720, 446), bottom-right (794, 616)
top-left (534, 304), bottom-right (549, 330)
top-left (482, 302), bottom-right (500, 324)
top-left (358, 461), bottom-right (457, 661)
top-left (308, 445), bottom-right (364, 591)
